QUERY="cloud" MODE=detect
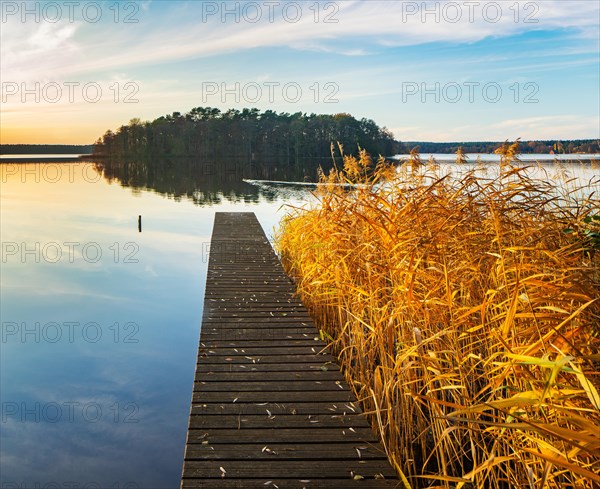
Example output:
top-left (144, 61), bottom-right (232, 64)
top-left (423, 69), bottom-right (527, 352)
top-left (0, 20), bottom-right (81, 82)
top-left (392, 115), bottom-right (600, 142)
top-left (2, 1), bottom-right (598, 81)
top-left (491, 115), bottom-right (600, 139)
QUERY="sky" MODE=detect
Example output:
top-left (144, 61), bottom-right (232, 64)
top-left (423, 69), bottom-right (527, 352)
top-left (1, 0), bottom-right (599, 144)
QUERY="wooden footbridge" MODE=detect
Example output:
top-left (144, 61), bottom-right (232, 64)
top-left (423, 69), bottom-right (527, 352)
top-left (181, 213), bottom-right (399, 488)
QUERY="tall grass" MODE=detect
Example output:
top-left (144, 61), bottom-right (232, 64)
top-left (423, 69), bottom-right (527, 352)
top-left (275, 150), bottom-right (600, 488)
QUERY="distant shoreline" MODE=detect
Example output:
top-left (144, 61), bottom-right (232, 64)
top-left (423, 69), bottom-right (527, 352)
top-left (1, 154), bottom-right (598, 164)
top-left (0, 144), bottom-right (92, 155)
top-left (0, 154), bottom-right (93, 163)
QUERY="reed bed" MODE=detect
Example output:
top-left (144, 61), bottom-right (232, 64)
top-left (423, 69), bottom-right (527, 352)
top-left (275, 150), bottom-right (600, 488)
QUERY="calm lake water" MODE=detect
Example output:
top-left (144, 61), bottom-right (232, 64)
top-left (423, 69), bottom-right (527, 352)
top-left (0, 160), bottom-right (312, 488)
top-left (1, 158), bottom-right (598, 488)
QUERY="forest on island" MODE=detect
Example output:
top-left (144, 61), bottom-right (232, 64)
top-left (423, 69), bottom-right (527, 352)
top-left (93, 107), bottom-right (401, 164)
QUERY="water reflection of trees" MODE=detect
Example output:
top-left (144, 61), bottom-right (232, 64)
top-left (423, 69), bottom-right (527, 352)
top-left (93, 156), bottom-right (318, 206)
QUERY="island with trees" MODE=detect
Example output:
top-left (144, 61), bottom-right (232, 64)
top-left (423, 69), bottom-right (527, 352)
top-left (92, 107), bottom-right (400, 179)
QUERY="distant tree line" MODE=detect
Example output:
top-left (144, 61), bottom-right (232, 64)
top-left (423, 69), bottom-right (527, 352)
top-left (1, 144), bottom-right (93, 154)
top-left (405, 140), bottom-right (600, 155)
top-left (93, 108), bottom-right (402, 171)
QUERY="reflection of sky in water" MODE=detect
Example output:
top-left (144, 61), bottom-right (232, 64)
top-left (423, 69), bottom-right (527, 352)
top-left (0, 163), bottom-right (312, 487)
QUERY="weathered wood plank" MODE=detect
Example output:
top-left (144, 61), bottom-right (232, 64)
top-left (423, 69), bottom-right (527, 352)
top-left (190, 401), bottom-right (362, 416)
top-left (202, 322), bottom-right (312, 328)
top-left (183, 460), bottom-right (396, 478)
top-left (188, 416), bottom-right (371, 430)
top-left (196, 354), bottom-right (338, 364)
top-left (195, 371), bottom-right (345, 382)
top-left (198, 347), bottom-right (331, 356)
top-left (195, 363), bottom-right (340, 373)
top-left (198, 341), bottom-right (328, 348)
top-left (182, 480), bottom-right (400, 488)
top-left (191, 391), bottom-right (358, 403)
top-left (200, 328), bottom-right (317, 336)
top-left (188, 413), bottom-right (371, 429)
top-left (186, 427), bottom-right (379, 444)
top-left (184, 443), bottom-right (387, 460)
top-left (198, 340), bottom-right (326, 349)
top-left (193, 380), bottom-right (349, 392)
top-left (202, 318), bottom-right (314, 324)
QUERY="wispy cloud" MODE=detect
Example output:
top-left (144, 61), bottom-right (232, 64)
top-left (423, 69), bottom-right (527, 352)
top-left (3, 1), bottom-right (598, 80)
top-left (492, 115), bottom-right (600, 139)
top-left (392, 114), bottom-right (600, 142)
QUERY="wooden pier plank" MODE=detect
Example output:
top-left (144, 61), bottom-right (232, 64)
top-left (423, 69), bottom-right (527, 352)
top-left (181, 212), bottom-right (398, 487)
